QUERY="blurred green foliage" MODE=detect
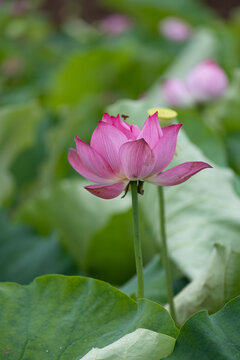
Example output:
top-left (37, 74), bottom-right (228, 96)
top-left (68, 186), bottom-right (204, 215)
top-left (0, 0), bottom-right (240, 323)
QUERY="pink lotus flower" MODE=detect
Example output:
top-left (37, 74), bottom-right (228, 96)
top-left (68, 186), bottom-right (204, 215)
top-left (68, 113), bottom-right (212, 199)
top-left (163, 79), bottom-right (193, 107)
top-left (159, 17), bottom-right (192, 42)
top-left (186, 60), bottom-right (228, 102)
top-left (99, 14), bottom-right (132, 35)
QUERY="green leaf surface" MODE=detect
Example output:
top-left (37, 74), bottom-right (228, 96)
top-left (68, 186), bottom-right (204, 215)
top-left (0, 211), bottom-right (76, 284)
top-left (0, 275), bottom-right (178, 359)
top-left (172, 244), bottom-right (240, 325)
top-left (169, 296), bottom-right (240, 359)
top-left (81, 328), bottom-right (175, 360)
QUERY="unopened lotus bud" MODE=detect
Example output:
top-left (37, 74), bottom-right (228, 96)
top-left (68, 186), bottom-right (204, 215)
top-left (186, 60), bottom-right (228, 102)
top-left (159, 17), bottom-right (192, 42)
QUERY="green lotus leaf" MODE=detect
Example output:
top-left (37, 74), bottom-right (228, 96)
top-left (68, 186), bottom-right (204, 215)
top-left (0, 275), bottom-right (178, 359)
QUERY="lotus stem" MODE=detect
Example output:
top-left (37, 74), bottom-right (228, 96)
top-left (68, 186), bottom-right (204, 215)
top-left (131, 181), bottom-right (144, 299)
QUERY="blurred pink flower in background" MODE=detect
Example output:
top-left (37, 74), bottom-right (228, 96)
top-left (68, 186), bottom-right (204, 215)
top-left (163, 79), bottom-right (193, 107)
top-left (163, 60), bottom-right (228, 107)
top-left (99, 14), bottom-right (132, 35)
top-left (159, 17), bottom-right (192, 42)
top-left (186, 60), bottom-right (228, 102)
top-left (68, 113), bottom-right (211, 199)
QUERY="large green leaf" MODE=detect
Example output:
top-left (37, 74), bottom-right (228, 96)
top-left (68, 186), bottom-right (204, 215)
top-left (0, 211), bottom-right (76, 284)
top-left (0, 275), bottom-right (178, 359)
top-left (169, 296), bottom-right (240, 359)
top-left (81, 328), bottom-right (175, 360)
top-left (172, 244), bottom-right (240, 324)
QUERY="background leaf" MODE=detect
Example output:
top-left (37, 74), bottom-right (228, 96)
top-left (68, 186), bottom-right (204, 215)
top-left (171, 244), bottom-right (240, 324)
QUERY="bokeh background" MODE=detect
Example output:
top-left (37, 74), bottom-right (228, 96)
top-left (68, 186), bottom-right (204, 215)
top-left (1, 0), bottom-right (240, 307)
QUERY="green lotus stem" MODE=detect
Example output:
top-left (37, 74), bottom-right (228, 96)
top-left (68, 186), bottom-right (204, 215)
top-left (158, 186), bottom-right (176, 322)
top-left (131, 181), bottom-right (144, 299)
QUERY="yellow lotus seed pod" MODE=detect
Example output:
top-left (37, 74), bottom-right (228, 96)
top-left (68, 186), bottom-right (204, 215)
top-left (147, 108), bottom-right (177, 119)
